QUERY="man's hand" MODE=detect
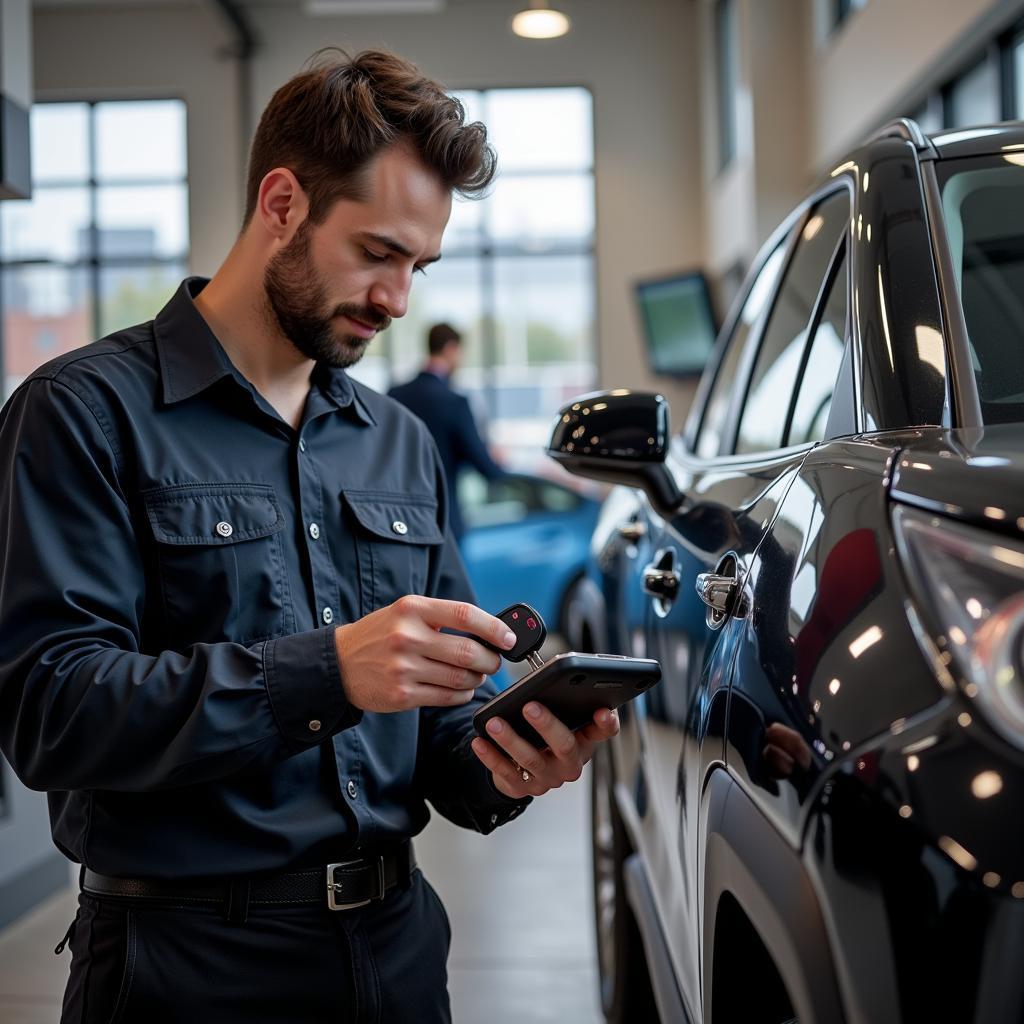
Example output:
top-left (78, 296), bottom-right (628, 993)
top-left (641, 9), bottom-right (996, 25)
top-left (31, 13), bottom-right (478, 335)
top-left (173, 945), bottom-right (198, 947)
top-left (470, 702), bottom-right (620, 799)
top-left (334, 596), bottom-right (516, 713)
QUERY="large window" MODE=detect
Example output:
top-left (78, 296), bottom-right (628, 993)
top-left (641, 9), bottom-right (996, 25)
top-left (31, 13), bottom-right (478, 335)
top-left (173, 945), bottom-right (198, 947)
top-left (715, 0), bottom-right (738, 171)
top-left (831, 0), bottom-right (867, 33)
top-left (899, 27), bottom-right (1024, 135)
top-left (945, 57), bottom-right (1001, 127)
top-left (350, 87), bottom-right (596, 471)
top-left (0, 100), bottom-right (189, 399)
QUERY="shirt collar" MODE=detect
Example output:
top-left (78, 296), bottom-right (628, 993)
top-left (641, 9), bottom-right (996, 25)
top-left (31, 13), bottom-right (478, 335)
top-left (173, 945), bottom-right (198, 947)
top-left (154, 278), bottom-right (236, 405)
top-left (153, 277), bottom-right (374, 426)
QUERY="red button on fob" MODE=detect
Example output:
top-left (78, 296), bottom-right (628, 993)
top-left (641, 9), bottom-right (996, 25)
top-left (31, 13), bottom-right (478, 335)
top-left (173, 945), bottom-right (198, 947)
top-left (483, 603), bottom-right (547, 663)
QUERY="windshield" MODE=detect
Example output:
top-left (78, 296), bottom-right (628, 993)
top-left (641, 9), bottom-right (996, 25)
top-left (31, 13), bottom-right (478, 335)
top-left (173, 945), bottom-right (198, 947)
top-left (939, 155), bottom-right (1024, 425)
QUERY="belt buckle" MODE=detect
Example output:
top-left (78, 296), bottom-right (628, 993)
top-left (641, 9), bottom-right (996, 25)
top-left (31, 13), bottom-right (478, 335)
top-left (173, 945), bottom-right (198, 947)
top-left (326, 857), bottom-right (385, 911)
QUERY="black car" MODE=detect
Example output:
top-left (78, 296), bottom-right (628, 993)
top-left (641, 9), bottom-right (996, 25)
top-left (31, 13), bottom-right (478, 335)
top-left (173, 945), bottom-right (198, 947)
top-left (547, 119), bottom-right (1024, 1024)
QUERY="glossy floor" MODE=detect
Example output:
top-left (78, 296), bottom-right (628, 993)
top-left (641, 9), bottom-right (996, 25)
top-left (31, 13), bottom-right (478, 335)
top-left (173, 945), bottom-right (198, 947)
top-left (0, 774), bottom-right (601, 1024)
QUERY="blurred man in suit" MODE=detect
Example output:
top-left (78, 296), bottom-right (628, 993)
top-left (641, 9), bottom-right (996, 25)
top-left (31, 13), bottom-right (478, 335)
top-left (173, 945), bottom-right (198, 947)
top-left (389, 323), bottom-right (504, 540)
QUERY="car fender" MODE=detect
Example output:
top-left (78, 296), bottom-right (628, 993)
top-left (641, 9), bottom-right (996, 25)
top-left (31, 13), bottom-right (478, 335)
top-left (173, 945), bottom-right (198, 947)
top-left (702, 768), bottom-right (845, 1023)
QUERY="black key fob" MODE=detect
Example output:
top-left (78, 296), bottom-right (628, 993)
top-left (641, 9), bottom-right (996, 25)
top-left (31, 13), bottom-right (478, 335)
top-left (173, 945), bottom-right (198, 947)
top-left (482, 603), bottom-right (547, 663)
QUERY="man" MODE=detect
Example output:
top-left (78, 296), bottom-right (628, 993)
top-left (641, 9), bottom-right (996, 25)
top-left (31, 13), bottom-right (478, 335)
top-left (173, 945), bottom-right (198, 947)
top-left (0, 50), bottom-right (617, 1023)
top-left (389, 323), bottom-right (504, 541)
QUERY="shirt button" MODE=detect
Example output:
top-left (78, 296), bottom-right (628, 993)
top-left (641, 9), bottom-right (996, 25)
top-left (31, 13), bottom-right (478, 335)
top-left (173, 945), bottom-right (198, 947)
top-left (392, 520), bottom-right (408, 535)
top-left (347, 781), bottom-right (358, 800)
top-left (490, 814), bottom-right (498, 825)
top-left (308, 719), bottom-right (321, 732)
top-left (299, 438), bottom-right (307, 453)
top-left (215, 521), bottom-right (233, 538)
top-left (309, 522), bottom-right (321, 540)
top-left (322, 607), bottom-right (334, 625)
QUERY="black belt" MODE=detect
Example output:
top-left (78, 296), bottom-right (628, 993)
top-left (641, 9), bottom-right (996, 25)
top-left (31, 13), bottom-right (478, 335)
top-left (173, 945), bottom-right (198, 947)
top-left (81, 842), bottom-right (414, 916)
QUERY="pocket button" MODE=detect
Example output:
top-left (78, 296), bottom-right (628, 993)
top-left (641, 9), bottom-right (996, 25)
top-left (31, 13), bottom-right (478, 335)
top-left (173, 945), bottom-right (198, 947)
top-left (392, 521), bottom-right (408, 535)
top-left (215, 521), bottom-right (233, 538)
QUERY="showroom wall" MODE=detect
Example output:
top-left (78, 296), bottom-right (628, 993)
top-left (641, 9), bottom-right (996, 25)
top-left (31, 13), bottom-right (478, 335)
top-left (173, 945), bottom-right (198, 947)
top-left (698, 0), bottom-right (1024, 287)
top-left (32, 0), bottom-right (705, 412)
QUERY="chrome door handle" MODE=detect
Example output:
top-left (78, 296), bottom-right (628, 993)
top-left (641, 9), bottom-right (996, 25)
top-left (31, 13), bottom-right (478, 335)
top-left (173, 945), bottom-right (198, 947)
top-left (617, 520), bottom-right (647, 541)
top-left (695, 573), bottom-right (737, 614)
top-left (643, 566), bottom-right (680, 600)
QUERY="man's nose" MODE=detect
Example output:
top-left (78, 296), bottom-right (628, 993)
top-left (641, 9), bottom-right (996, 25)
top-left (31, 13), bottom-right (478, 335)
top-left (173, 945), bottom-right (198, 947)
top-left (368, 275), bottom-right (410, 320)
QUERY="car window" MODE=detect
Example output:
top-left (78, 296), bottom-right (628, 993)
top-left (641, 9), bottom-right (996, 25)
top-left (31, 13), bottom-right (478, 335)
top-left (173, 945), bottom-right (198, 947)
top-left (940, 156), bottom-right (1024, 424)
top-left (458, 474), bottom-right (579, 529)
top-left (735, 190), bottom-right (850, 455)
top-left (537, 482), bottom-right (581, 513)
top-left (786, 245), bottom-right (849, 446)
top-left (695, 241), bottom-right (787, 459)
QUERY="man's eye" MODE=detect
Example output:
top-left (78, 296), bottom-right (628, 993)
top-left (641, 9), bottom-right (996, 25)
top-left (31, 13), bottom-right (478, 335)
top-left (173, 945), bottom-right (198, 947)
top-left (413, 265), bottom-right (429, 277)
top-left (363, 249), bottom-right (387, 263)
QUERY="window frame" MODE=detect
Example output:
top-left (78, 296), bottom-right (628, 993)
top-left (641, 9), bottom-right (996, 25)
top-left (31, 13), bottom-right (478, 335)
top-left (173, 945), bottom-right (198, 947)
top-left (684, 180), bottom-right (855, 464)
top-left (374, 85), bottom-right (597, 448)
top-left (781, 233), bottom-right (850, 448)
top-left (725, 182), bottom-right (852, 458)
top-left (683, 209), bottom-right (802, 458)
top-left (0, 97), bottom-right (190, 395)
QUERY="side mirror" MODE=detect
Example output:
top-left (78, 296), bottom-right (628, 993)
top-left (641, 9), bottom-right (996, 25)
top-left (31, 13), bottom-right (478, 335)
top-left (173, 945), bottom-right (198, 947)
top-left (546, 390), bottom-right (685, 516)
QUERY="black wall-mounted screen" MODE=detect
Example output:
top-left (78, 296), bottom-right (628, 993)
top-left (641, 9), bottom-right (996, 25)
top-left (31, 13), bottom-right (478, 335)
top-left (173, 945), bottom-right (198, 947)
top-left (635, 270), bottom-right (718, 377)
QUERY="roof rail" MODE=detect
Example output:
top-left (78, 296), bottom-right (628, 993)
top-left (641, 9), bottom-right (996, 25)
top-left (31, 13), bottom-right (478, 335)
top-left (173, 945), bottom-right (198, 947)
top-left (872, 117), bottom-right (929, 149)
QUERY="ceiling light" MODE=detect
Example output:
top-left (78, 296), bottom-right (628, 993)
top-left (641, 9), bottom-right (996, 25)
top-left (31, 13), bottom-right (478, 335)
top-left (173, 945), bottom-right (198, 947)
top-left (512, 0), bottom-right (571, 39)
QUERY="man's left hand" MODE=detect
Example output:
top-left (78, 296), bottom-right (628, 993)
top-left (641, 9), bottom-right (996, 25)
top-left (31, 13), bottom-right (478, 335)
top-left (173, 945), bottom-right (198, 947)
top-left (470, 702), bottom-right (620, 799)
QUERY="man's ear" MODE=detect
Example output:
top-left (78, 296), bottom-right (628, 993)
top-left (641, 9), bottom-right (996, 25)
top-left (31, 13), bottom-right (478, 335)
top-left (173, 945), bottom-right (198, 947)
top-left (255, 168), bottom-right (309, 243)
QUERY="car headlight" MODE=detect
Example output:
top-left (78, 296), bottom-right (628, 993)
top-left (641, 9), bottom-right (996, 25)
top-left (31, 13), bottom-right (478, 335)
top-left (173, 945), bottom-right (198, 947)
top-left (893, 505), bottom-right (1024, 748)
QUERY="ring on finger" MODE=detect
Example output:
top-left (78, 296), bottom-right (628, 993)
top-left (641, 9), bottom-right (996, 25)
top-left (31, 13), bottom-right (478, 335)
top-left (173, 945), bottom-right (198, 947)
top-left (510, 758), bottom-right (532, 784)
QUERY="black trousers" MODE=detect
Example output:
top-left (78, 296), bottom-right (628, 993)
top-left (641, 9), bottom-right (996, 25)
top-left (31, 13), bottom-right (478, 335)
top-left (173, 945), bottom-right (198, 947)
top-left (59, 868), bottom-right (452, 1024)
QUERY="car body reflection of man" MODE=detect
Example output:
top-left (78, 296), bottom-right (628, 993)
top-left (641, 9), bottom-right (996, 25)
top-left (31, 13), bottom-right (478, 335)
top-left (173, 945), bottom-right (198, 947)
top-left (389, 323), bottom-right (505, 542)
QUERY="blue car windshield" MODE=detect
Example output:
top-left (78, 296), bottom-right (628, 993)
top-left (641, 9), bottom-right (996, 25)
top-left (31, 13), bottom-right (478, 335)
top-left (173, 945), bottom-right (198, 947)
top-left (939, 155), bottom-right (1024, 425)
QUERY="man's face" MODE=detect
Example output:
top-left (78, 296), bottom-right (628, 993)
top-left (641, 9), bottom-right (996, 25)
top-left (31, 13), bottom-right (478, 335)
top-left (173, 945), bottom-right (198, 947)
top-left (263, 145), bottom-right (451, 368)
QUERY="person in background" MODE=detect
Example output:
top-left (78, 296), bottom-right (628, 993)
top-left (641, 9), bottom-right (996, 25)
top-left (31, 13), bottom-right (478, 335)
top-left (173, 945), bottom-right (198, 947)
top-left (389, 322), bottom-right (505, 541)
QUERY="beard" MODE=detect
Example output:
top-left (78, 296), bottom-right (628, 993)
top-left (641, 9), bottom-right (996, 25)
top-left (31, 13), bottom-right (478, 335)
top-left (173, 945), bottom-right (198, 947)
top-left (262, 221), bottom-right (390, 369)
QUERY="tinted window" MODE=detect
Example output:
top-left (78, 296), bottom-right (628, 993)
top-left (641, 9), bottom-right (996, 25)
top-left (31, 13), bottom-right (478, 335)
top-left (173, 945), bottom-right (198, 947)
top-left (735, 190), bottom-right (850, 454)
top-left (787, 247), bottom-right (849, 445)
top-left (695, 242), bottom-right (786, 459)
top-left (459, 474), bottom-right (581, 530)
top-left (940, 157), bottom-right (1024, 424)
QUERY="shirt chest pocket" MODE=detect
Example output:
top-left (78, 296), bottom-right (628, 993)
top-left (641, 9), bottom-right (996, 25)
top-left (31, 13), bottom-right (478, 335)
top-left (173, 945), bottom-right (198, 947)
top-left (143, 483), bottom-right (291, 647)
top-left (342, 490), bottom-right (444, 614)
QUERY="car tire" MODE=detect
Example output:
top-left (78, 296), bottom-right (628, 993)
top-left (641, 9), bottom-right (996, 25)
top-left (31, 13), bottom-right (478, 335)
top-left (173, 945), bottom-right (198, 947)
top-left (590, 744), bottom-right (659, 1024)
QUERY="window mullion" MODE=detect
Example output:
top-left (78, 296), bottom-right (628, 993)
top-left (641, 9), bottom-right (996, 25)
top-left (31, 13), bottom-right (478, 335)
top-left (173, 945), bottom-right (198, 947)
top-left (88, 102), bottom-right (101, 343)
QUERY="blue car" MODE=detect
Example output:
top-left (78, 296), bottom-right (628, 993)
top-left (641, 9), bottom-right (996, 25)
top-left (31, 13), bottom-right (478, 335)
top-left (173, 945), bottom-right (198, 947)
top-left (458, 471), bottom-right (601, 679)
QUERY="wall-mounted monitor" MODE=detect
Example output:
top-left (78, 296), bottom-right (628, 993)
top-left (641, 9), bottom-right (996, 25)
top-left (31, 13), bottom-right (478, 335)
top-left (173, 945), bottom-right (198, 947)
top-left (634, 270), bottom-right (718, 377)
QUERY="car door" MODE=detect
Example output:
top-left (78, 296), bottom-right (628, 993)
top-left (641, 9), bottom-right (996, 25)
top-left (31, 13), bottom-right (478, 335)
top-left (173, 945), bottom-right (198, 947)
top-left (631, 185), bottom-right (854, 1013)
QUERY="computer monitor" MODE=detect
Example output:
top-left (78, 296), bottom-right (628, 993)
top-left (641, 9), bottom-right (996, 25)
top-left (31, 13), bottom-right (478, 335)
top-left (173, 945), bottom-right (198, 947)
top-left (634, 270), bottom-right (718, 377)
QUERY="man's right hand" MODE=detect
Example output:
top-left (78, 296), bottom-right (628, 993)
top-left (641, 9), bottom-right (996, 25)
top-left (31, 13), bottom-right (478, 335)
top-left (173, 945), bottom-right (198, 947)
top-left (334, 596), bottom-right (517, 713)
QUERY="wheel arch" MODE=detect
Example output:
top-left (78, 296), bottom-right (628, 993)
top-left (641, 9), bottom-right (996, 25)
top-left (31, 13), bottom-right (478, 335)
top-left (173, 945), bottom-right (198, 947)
top-left (703, 769), bottom-right (846, 1023)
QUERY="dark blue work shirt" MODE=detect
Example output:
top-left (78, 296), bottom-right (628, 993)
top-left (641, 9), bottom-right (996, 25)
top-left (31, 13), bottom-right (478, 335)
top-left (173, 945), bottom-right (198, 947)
top-left (0, 278), bottom-right (527, 880)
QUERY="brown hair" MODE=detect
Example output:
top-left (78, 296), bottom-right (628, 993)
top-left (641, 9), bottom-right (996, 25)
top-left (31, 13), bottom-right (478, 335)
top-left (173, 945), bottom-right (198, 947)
top-left (427, 322), bottom-right (461, 355)
top-left (243, 48), bottom-right (496, 227)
